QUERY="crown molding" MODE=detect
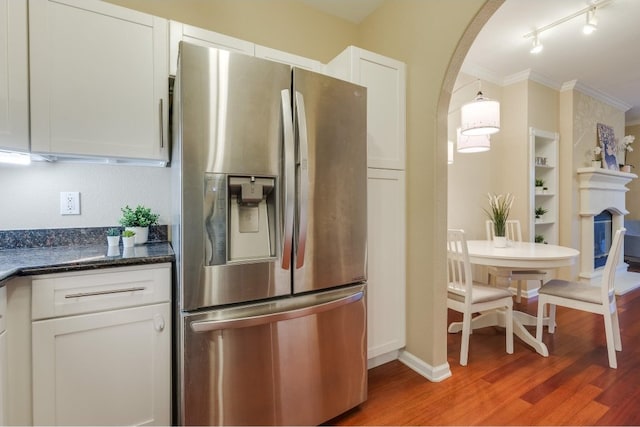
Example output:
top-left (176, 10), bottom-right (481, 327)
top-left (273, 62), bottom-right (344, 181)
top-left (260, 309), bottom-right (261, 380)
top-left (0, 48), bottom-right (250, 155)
top-left (561, 79), bottom-right (631, 112)
top-left (503, 69), bottom-right (561, 91)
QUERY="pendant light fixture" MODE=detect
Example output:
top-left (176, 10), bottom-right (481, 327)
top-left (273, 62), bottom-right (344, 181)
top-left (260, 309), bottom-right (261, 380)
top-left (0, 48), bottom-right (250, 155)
top-left (460, 87), bottom-right (500, 136)
top-left (457, 128), bottom-right (490, 153)
top-left (448, 140), bottom-right (454, 164)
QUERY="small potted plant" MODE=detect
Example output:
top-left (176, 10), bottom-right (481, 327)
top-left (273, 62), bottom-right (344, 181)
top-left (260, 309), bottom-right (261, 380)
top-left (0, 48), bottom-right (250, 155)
top-left (535, 234), bottom-right (545, 244)
top-left (535, 178), bottom-right (544, 194)
top-left (121, 229), bottom-right (136, 248)
top-left (484, 193), bottom-right (514, 248)
top-left (535, 206), bottom-right (548, 222)
top-left (106, 227), bottom-right (120, 247)
top-left (119, 204), bottom-right (159, 245)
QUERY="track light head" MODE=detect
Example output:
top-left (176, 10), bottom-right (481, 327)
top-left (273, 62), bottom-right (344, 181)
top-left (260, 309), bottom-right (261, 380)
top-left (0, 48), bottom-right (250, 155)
top-left (583, 8), bottom-right (598, 34)
top-left (530, 35), bottom-right (543, 54)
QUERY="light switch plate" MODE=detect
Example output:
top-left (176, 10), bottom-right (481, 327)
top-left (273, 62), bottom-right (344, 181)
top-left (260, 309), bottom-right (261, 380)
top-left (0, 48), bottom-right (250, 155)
top-left (60, 192), bottom-right (80, 215)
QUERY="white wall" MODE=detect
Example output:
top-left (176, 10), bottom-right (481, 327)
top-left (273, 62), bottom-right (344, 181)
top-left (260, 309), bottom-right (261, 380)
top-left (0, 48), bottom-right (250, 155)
top-left (0, 162), bottom-right (171, 229)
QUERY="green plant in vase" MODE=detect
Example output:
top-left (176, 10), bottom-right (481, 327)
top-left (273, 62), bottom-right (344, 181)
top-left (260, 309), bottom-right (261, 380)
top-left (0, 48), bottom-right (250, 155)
top-left (119, 205), bottom-right (159, 245)
top-left (484, 193), bottom-right (514, 247)
top-left (535, 206), bottom-right (548, 220)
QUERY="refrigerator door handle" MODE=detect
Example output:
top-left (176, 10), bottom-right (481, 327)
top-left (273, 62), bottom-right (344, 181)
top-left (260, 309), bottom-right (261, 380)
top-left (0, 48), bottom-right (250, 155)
top-left (190, 290), bottom-right (363, 332)
top-left (281, 89), bottom-right (295, 270)
top-left (294, 91), bottom-right (309, 269)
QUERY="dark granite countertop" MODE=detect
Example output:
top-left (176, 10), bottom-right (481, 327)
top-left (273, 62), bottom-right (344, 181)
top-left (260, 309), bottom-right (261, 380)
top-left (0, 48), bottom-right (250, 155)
top-left (0, 242), bottom-right (174, 283)
top-left (0, 226), bottom-right (174, 284)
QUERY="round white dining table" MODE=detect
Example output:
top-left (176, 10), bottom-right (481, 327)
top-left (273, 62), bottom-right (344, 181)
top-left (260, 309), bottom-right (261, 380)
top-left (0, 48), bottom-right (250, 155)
top-left (466, 240), bottom-right (580, 269)
top-left (449, 240), bottom-right (580, 356)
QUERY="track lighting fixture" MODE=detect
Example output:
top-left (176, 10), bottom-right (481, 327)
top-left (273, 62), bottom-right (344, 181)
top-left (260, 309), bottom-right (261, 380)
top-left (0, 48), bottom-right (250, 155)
top-left (523, 0), bottom-right (613, 54)
top-left (583, 8), bottom-right (598, 34)
top-left (530, 34), bottom-right (543, 54)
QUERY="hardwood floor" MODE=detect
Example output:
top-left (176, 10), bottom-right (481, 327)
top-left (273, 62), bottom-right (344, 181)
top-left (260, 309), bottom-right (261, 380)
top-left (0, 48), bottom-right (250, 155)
top-left (330, 287), bottom-right (640, 426)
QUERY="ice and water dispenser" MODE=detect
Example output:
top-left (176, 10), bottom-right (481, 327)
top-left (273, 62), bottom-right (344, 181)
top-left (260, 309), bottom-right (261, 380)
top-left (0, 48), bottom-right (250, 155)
top-left (204, 174), bottom-right (277, 266)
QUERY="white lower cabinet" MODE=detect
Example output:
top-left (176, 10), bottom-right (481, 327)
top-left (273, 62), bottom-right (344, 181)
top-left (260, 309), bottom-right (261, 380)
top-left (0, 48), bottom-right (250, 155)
top-left (367, 168), bottom-right (406, 365)
top-left (31, 264), bottom-right (171, 426)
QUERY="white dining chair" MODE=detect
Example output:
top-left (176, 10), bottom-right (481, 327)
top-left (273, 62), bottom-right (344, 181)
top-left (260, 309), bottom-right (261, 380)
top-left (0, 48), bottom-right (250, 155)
top-left (486, 219), bottom-right (547, 302)
top-left (447, 229), bottom-right (514, 366)
top-left (536, 228), bottom-right (626, 369)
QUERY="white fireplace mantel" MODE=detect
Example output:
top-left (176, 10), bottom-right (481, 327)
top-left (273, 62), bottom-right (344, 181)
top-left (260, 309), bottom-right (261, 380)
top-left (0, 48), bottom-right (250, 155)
top-left (577, 167), bottom-right (637, 284)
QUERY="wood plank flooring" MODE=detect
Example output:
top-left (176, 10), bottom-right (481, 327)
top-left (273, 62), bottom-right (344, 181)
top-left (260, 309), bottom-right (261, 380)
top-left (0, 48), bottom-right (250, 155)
top-left (330, 287), bottom-right (640, 426)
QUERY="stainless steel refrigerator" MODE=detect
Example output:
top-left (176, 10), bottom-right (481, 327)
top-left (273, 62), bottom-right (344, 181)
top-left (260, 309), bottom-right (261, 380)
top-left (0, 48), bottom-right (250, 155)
top-left (171, 42), bottom-right (368, 426)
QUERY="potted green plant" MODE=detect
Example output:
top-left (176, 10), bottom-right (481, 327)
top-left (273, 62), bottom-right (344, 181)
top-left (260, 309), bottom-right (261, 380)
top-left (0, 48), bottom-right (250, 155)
top-left (535, 178), bottom-right (544, 194)
top-left (484, 193), bottom-right (514, 248)
top-left (535, 206), bottom-right (548, 222)
top-left (121, 229), bottom-right (136, 248)
top-left (535, 234), bottom-right (545, 244)
top-left (106, 227), bottom-right (120, 247)
top-left (119, 205), bottom-right (159, 245)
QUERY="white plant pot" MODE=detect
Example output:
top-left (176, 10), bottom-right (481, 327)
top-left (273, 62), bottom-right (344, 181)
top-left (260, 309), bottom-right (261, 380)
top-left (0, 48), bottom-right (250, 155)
top-left (535, 187), bottom-right (543, 195)
top-left (122, 236), bottom-right (136, 248)
top-left (107, 235), bottom-right (120, 247)
top-left (494, 236), bottom-right (507, 248)
top-left (592, 160), bottom-right (602, 168)
top-left (621, 165), bottom-right (632, 173)
top-left (125, 226), bottom-right (149, 245)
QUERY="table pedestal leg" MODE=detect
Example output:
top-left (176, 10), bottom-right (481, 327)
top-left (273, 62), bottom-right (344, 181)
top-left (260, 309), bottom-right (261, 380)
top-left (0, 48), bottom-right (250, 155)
top-left (448, 309), bottom-right (549, 357)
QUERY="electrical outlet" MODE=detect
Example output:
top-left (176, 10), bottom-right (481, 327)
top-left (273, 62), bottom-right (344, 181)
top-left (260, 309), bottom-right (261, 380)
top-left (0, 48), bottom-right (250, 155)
top-left (60, 192), bottom-right (80, 215)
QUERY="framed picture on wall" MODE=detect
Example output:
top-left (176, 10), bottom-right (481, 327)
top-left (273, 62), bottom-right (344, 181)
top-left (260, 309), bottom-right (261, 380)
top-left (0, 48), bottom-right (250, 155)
top-left (597, 123), bottom-right (619, 171)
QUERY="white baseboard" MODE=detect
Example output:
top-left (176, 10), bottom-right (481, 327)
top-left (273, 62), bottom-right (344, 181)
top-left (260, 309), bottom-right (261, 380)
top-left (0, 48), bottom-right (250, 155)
top-left (398, 350), bottom-right (452, 382)
top-left (367, 350), bottom-right (400, 369)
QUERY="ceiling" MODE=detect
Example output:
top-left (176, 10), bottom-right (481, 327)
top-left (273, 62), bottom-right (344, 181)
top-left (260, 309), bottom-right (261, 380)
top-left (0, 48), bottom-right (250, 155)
top-left (299, 0), bottom-right (640, 124)
top-left (462, 0), bottom-right (640, 124)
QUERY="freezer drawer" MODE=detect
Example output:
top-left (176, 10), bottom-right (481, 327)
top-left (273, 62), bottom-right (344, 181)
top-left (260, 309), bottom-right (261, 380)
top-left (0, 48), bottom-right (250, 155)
top-left (179, 284), bottom-right (367, 426)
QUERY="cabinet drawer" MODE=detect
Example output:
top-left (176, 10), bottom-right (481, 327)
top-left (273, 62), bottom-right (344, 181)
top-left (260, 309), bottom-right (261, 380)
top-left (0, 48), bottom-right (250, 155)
top-left (32, 263), bottom-right (171, 320)
top-left (0, 286), bottom-right (6, 333)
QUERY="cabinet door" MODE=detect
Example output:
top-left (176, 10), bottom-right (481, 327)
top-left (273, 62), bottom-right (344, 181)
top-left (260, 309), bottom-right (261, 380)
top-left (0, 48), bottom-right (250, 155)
top-left (32, 303), bottom-right (171, 426)
top-left (169, 21), bottom-right (254, 75)
top-left (327, 47), bottom-right (406, 170)
top-left (0, 0), bottom-right (29, 152)
top-left (367, 168), bottom-right (406, 360)
top-left (29, 0), bottom-right (169, 162)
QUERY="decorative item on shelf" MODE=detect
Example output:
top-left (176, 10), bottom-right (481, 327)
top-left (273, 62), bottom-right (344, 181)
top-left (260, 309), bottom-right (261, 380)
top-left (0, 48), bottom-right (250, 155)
top-left (535, 234), bottom-right (546, 244)
top-left (617, 135), bottom-right (635, 170)
top-left (119, 204), bottom-right (160, 245)
top-left (106, 227), bottom-right (120, 247)
top-left (620, 164), bottom-right (634, 173)
top-left (597, 123), bottom-right (618, 171)
top-left (535, 206), bottom-right (548, 222)
top-left (543, 186), bottom-right (549, 194)
top-left (121, 229), bottom-right (136, 248)
top-left (591, 146), bottom-right (602, 168)
top-left (535, 178), bottom-right (544, 194)
top-left (484, 192), bottom-right (514, 248)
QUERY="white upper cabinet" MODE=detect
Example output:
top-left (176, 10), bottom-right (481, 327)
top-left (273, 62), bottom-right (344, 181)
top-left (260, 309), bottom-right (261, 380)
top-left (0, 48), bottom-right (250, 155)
top-left (169, 21), bottom-right (254, 75)
top-left (254, 45), bottom-right (323, 72)
top-left (326, 46), bottom-right (406, 170)
top-left (0, 0), bottom-right (29, 153)
top-left (29, 0), bottom-right (169, 164)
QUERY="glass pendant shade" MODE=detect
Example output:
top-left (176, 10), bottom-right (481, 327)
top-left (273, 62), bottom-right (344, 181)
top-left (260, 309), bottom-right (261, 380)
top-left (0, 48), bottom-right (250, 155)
top-left (460, 91), bottom-right (500, 136)
top-left (448, 140), bottom-right (454, 164)
top-left (457, 128), bottom-right (490, 153)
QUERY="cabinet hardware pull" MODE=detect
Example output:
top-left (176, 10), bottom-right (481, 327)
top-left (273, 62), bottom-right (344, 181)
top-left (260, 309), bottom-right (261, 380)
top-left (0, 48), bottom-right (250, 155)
top-left (65, 287), bottom-right (146, 299)
top-left (159, 98), bottom-right (164, 148)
